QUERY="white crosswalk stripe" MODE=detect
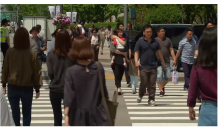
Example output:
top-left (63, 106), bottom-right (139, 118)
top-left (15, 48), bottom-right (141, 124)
top-left (4, 80), bottom-right (64, 126)
top-left (122, 81), bottom-right (199, 126)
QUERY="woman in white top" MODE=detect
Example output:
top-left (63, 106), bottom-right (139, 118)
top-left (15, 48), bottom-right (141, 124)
top-left (90, 28), bottom-right (101, 61)
top-left (105, 25), bottom-right (113, 48)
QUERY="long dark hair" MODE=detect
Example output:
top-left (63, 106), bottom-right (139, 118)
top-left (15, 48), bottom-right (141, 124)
top-left (194, 27), bottom-right (217, 68)
top-left (54, 29), bottom-right (71, 57)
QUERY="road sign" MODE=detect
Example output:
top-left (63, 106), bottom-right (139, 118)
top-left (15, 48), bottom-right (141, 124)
top-left (129, 8), bottom-right (136, 19)
top-left (0, 13), bottom-right (11, 21)
top-left (12, 14), bottom-right (16, 18)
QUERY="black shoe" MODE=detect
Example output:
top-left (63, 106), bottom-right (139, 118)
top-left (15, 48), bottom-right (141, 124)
top-left (160, 91), bottom-right (164, 97)
top-left (163, 87), bottom-right (165, 94)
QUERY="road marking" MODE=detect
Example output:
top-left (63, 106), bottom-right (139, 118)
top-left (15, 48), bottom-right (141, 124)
top-left (126, 103), bottom-right (201, 105)
top-left (123, 93), bottom-right (188, 96)
top-left (20, 120), bottom-right (65, 123)
top-left (127, 107), bottom-right (196, 110)
top-left (121, 90), bottom-right (188, 93)
top-left (123, 96), bottom-right (187, 98)
top-left (125, 99), bottom-right (189, 101)
top-left (122, 87), bottom-right (185, 90)
top-left (132, 123), bottom-right (197, 126)
top-left (129, 111), bottom-right (199, 114)
top-left (130, 117), bottom-right (198, 120)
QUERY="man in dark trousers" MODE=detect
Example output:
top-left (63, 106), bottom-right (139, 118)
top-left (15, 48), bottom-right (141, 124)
top-left (134, 24), bottom-right (166, 106)
top-left (1, 19), bottom-right (10, 70)
top-left (110, 22), bottom-right (131, 87)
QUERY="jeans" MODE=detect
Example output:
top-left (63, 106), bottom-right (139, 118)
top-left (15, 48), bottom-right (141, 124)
top-left (50, 91), bottom-right (64, 126)
top-left (130, 75), bottom-right (138, 89)
top-left (157, 62), bottom-right (171, 82)
top-left (107, 38), bottom-right (111, 46)
top-left (181, 62), bottom-right (193, 89)
top-left (7, 85), bottom-right (33, 126)
top-left (198, 100), bottom-right (217, 126)
top-left (101, 40), bottom-right (105, 52)
top-left (139, 68), bottom-right (157, 101)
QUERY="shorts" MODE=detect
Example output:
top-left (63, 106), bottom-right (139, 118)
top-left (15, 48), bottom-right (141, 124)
top-left (157, 62), bottom-right (171, 82)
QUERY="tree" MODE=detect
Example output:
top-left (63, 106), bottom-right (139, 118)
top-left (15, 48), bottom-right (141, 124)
top-left (145, 5), bottom-right (182, 24)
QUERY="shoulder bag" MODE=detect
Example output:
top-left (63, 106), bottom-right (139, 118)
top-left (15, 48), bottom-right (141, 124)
top-left (95, 62), bottom-right (118, 126)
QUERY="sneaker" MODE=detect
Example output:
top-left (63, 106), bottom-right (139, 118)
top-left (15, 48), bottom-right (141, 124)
top-left (137, 98), bottom-right (142, 103)
top-left (184, 88), bottom-right (189, 91)
top-left (148, 100), bottom-right (156, 106)
top-left (127, 83), bottom-right (131, 88)
top-left (160, 90), bottom-right (164, 97)
top-left (132, 89), bottom-right (136, 94)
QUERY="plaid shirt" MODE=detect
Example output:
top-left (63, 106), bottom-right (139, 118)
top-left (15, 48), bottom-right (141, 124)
top-left (187, 66), bottom-right (217, 107)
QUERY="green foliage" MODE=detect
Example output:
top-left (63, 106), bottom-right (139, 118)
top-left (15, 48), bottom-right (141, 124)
top-left (145, 5), bottom-right (182, 24)
top-left (71, 22), bottom-right (117, 29)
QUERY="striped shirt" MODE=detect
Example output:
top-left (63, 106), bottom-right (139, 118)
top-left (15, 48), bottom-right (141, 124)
top-left (187, 66), bottom-right (217, 107)
top-left (178, 38), bottom-right (196, 64)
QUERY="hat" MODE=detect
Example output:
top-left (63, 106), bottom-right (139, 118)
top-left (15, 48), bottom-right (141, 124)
top-left (29, 26), bottom-right (39, 34)
top-left (1, 19), bottom-right (9, 25)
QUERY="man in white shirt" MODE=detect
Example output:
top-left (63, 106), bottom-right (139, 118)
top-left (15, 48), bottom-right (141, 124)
top-left (79, 22), bottom-right (87, 37)
top-left (36, 24), bottom-right (47, 44)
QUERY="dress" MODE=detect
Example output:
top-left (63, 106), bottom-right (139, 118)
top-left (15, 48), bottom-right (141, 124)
top-left (64, 62), bottom-right (111, 126)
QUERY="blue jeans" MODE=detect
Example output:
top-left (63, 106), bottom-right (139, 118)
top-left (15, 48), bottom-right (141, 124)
top-left (7, 86), bottom-right (33, 126)
top-left (198, 100), bottom-right (217, 126)
top-left (107, 38), bottom-right (111, 46)
top-left (157, 62), bottom-right (171, 82)
top-left (130, 75), bottom-right (138, 89)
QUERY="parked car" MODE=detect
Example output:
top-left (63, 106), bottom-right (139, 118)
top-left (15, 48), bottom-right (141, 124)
top-left (129, 24), bottom-right (205, 72)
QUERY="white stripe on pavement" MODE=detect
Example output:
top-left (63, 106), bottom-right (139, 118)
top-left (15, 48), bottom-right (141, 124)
top-left (132, 123), bottom-right (197, 126)
top-left (20, 114), bottom-right (64, 118)
top-left (130, 117), bottom-right (198, 120)
top-left (8, 105), bottom-right (62, 107)
top-left (123, 96), bottom-right (187, 98)
top-left (123, 93), bottom-right (188, 96)
top-left (10, 109), bottom-right (63, 112)
top-left (129, 111), bottom-right (199, 114)
top-left (20, 120), bottom-right (64, 124)
top-left (121, 90), bottom-right (188, 93)
top-left (127, 107), bottom-right (196, 110)
top-left (126, 103), bottom-right (201, 105)
top-left (121, 82), bottom-right (184, 85)
top-left (7, 101), bottom-right (61, 103)
top-left (125, 99), bottom-right (188, 102)
top-left (122, 88), bottom-right (185, 90)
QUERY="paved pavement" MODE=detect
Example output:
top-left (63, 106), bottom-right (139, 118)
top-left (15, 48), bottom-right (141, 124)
top-left (0, 37), bottom-right (199, 126)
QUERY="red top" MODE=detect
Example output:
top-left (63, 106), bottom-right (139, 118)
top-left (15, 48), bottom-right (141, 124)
top-left (113, 37), bottom-right (125, 46)
top-left (187, 66), bottom-right (217, 107)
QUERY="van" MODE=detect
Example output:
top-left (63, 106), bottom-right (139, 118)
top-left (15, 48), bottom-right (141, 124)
top-left (130, 24), bottom-right (205, 72)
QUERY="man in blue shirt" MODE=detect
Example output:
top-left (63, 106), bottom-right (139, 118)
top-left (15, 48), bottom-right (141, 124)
top-left (175, 28), bottom-right (196, 91)
top-left (195, 21), bottom-right (214, 57)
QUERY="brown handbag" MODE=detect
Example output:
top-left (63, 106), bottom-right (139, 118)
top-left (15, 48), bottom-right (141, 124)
top-left (95, 62), bottom-right (118, 126)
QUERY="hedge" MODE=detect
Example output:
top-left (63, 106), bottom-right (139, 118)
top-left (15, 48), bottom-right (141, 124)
top-left (71, 22), bottom-right (118, 29)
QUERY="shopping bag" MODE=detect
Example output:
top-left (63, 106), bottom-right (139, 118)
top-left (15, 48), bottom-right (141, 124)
top-left (0, 90), bottom-right (15, 126)
top-left (172, 66), bottom-right (178, 84)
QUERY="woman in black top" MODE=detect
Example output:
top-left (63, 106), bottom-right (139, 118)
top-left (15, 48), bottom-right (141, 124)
top-left (46, 29), bottom-right (75, 126)
top-left (64, 37), bottom-right (110, 126)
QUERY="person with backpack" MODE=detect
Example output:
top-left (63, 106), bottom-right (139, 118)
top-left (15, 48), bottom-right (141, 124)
top-left (29, 26), bottom-right (46, 66)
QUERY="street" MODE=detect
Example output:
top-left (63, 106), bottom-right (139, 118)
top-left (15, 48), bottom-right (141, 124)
top-left (0, 41), bottom-right (199, 126)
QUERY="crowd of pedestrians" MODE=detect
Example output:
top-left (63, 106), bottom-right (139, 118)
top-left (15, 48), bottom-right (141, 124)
top-left (0, 19), bottom-right (217, 126)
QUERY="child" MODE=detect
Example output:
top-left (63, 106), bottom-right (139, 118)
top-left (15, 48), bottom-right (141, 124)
top-left (110, 29), bottom-right (128, 68)
top-left (129, 54), bottom-right (139, 94)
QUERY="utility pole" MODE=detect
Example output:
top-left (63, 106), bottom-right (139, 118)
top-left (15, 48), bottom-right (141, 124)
top-left (16, 4), bottom-right (19, 27)
top-left (124, 4), bottom-right (128, 30)
top-left (55, 4), bottom-right (56, 16)
top-left (60, 4), bottom-right (63, 14)
top-left (40, 4), bottom-right (42, 16)
top-left (182, 4), bottom-right (184, 24)
top-left (71, 4), bottom-right (73, 23)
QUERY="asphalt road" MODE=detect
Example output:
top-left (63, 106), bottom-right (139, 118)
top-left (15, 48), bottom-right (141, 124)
top-left (0, 35), bottom-right (198, 126)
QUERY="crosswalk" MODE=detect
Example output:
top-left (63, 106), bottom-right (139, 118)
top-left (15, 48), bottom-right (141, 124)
top-left (121, 81), bottom-right (199, 126)
top-left (2, 80), bottom-right (64, 126)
